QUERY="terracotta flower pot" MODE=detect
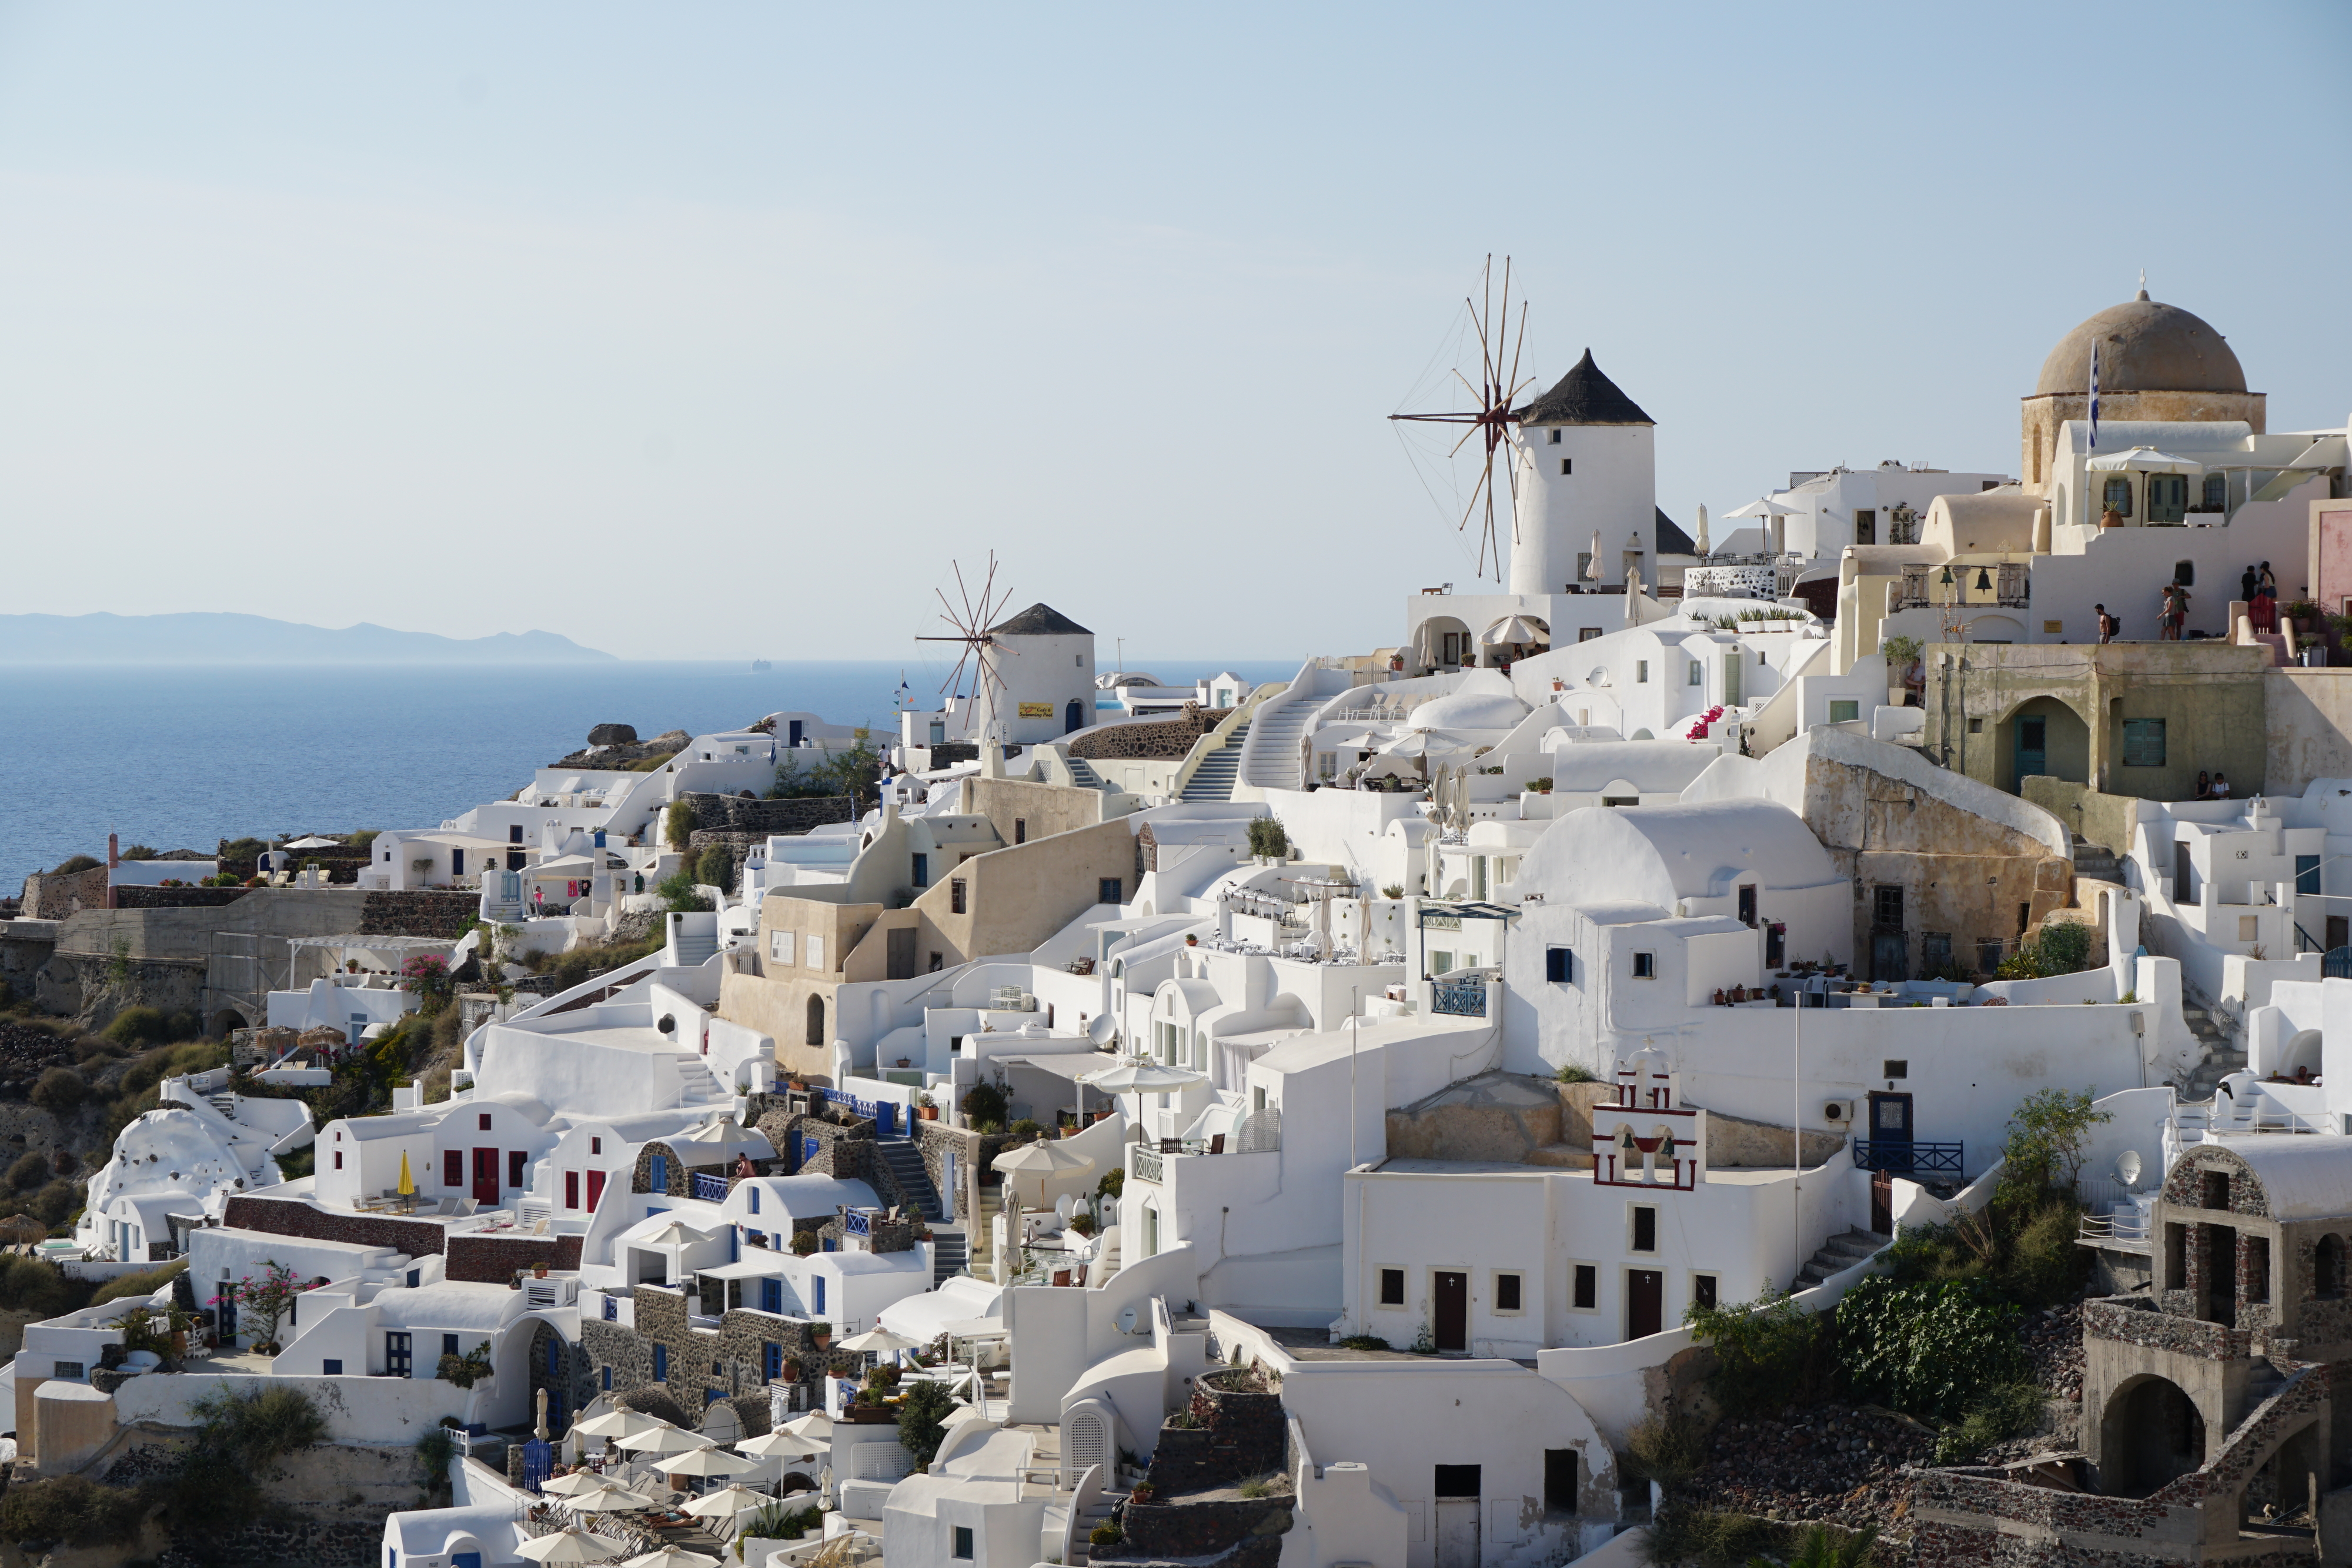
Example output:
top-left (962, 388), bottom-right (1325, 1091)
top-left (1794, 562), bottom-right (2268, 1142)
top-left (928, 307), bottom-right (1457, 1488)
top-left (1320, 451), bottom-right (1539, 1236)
top-left (919, 1106), bottom-right (938, 1121)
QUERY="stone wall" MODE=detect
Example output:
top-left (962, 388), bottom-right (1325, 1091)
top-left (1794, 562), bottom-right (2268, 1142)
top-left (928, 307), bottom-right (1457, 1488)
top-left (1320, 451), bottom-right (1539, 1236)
top-left (1101, 1495), bottom-right (1290, 1567)
top-left (530, 1315), bottom-right (603, 1436)
top-left (1144, 1369), bottom-right (1285, 1494)
top-left (21, 865), bottom-right (109, 921)
top-left (1072, 710), bottom-right (1231, 762)
top-left (113, 884), bottom-right (250, 911)
top-left (221, 1193), bottom-right (448, 1256)
top-left (445, 1233), bottom-right (584, 1283)
top-left (915, 1119), bottom-right (1012, 1223)
top-left (359, 890), bottom-right (485, 938)
top-left (156, 1516), bottom-right (387, 1568)
top-left (2083, 1296), bottom-right (2249, 1361)
top-left (583, 1283), bottom-right (824, 1426)
top-left (679, 794), bottom-right (855, 835)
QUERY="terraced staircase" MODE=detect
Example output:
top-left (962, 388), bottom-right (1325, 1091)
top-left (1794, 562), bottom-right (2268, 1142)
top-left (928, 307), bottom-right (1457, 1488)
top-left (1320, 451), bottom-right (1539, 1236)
top-left (1236, 697), bottom-right (1319, 792)
top-left (1794, 1226), bottom-right (1892, 1290)
top-left (1180, 723), bottom-right (1249, 801)
top-left (873, 1139), bottom-right (971, 1283)
top-left (2179, 1002), bottom-right (2245, 1101)
top-left (2071, 834), bottom-right (2123, 884)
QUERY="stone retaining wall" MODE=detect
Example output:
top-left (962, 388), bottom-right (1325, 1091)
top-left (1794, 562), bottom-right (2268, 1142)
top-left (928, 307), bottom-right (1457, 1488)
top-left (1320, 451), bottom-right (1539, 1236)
top-left (359, 890), bottom-right (484, 938)
top-left (113, 884), bottom-right (250, 910)
top-left (221, 1193), bottom-right (447, 1256)
top-left (679, 794), bottom-right (855, 835)
top-left (1145, 1370), bottom-right (1285, 1494)
top-left (156, 1516), bottom-right (387, 1568)
top-left (445, 1233), bottom-right (584, 1283)
top-left (1072, 710), bottom-right (1231, 762)
top-left (1101, 1495), bottom-right (1291, 1566)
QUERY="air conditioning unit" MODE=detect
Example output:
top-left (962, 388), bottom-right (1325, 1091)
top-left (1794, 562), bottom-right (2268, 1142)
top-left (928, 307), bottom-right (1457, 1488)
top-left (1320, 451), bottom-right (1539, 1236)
top-left (1822, 1099), bottom-right (1856, 1125)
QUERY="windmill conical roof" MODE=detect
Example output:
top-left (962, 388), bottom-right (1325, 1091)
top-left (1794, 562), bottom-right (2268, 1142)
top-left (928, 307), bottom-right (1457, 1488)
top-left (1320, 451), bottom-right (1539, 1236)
top-left (989, 603), bottom-right (1092, 636)
top-left (1517, 349), bottom-right (1653, 426)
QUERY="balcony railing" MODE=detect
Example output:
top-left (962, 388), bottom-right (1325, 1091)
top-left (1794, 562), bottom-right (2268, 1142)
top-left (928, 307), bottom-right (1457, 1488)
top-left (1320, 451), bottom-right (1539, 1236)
top-left (690, 1171), bottom-right (730, 1203)
top-left (1132, 1147), bottom-right (1163, 1184)
top-left (1851, 1141), bottom-right (1962, 1175)
top-left (1431, 977), bottom-right (1488, 1018)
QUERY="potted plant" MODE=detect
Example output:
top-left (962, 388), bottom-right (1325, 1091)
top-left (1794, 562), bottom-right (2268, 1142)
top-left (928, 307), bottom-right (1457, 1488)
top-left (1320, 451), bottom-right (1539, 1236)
top-left (917, 1094), bottom-right (938, 1121)
top-left (2100, 504), bottom-right (2124, 528)
top-left (533, 1262), bottom-right (549, 1279)
top-left (896, 1057), bottom-right (912, 1069)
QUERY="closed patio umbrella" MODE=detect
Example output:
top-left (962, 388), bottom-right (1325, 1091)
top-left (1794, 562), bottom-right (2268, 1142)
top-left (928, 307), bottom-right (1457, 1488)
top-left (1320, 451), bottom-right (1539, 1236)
top-left (516, 1532), bottom-right (623, 1564)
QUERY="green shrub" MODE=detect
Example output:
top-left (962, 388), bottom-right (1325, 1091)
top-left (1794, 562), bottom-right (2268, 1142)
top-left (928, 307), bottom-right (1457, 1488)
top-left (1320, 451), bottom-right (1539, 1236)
top-left (1097, 1167), bottom-right (1124, 1203)
top-left (656, 869), bottom-right (713, 914)
top-left (1683, 1288), bottom-right (1826, 1416)
top-left (29, 1066), bottom-right (88, 1115)
top-left (897, 1378), bottom-right (958, 1468)
top-left (1623, 1411), bottom-right (1707, 1490)
top-left (527, 933), bottom-right (664, 992)
top-left (960, 1081), bottom-right (1008, 1129)
top-left (1934, 1382), bottom-right (2048, 1465)
top-left (1834, 1276), bottom-right (2025, 1421)
top-left (1639, 1500), bottom-right (1777, 1567)
top-left (0, 1255), bottom-right (93, 1317)
top-left (6, 1152), bottom-right (49, 1192)
top-left (1089, 1522), bottom-right (1124, 1547)
top-left (1337, 1333), bottom-right (1391, 1352)
top-left (0, 1475), bottom-right (146, 1546)
top-left (104, 1007), bottom-right (180, 1049)
top-left (91, 1258), bottom-right (188, 1308)
top-left (1245, 817), bottom-right (1289, 858)
top-left (413, 1426), bottom-right (460, 1494)
top-left (1775, 1523), bottom-right (1882, 1568)
top-left (1007, 1118), bottom-right (1042, 1143)
top-left (1998, 1086), bottom-right (2110, 1202)
top-left (1555, 1062), bottom-right (1599, 1084)
top-left (664, 800), bottom-right (698, 851)
top-left (693, 843), bottom-right (734, 892)
top-left (51, 855), bottom-right (103, 876)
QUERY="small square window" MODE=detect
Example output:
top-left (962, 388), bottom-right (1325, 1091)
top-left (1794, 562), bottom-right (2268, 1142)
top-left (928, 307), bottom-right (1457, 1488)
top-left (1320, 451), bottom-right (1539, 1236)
top-left (953, 1526), bottom-right (974, 1560)
top-left (1968, 717), bottom-right (1984, 733)
top-left (1545, 947), bottom-right (1573, 984)
top-left (1495, 1272), bottom-right (1522, 1312)
top-left (1632, 952), bottom-right (1655, 979)
top-left (1099, 877), bottom-right (1124, 905)
top-left (53, 1360), bottom-right (83, 1381)
top-left (950, 879), bottom-right (967, 915)
top-left (1692, 1275), bottom-right (1718, 1310)
top-left (2122, 718), bottom-right (2166, 768)
top-left (1572, 1265), bottom-right (1596, 1310)
top-left (1882, 1059), bottom-right (1908, 1079)
top-left (479, 1114), bottom-right (493, 1131)
top-left (2239, 914), bottom-right (2260, 941)
top-left (1548, 429), bottom-right (1561, 445)
top-left (1631, 1206), bottom-right (1658, 1253)
top-left (1379, 1268), bottom-right (1405, 1306)
top-left (1636, 660), bottom-right (1649, 684)
top-left (1828, 700), bottom-right (1859, 723)
top-left (1561, 458), bottom-right (1572, 476)
top-left (324, 1358), bottom-right (344, 1376)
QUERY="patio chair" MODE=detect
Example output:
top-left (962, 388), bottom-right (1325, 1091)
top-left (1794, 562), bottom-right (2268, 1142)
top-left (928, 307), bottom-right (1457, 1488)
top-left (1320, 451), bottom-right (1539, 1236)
top-left (1159, 1138), bottom-right (1181, 1155)
top-left (1208, 1134), bottom-right (1226, 1155)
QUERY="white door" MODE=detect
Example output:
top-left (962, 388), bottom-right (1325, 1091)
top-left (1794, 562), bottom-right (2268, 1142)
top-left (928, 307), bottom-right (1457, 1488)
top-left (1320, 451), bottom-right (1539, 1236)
top-left (1435, 1499), bottom-right (1479, 1568)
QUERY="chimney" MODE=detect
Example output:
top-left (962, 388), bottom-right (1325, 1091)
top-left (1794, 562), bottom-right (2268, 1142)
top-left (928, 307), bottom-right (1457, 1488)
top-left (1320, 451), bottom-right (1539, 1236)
top-left (108, 833), bottom-right (119, 869)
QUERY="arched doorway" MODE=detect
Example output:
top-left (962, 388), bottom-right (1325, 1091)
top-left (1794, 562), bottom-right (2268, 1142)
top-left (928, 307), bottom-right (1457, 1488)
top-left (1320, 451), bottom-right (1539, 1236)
top-left (2000, 696), bottom-right (2090, 794)
top-left (209, 1009), bottom-right (248, 1039)
top-left (1065, 699), bottom-right (1085, 734)
top-left (2103, 1376), bottom-right (2205, 1496)
top-left (2281, 1029), bottom-right (2323, 1081)
top-left (806, 995), bottom-right (825, 1048)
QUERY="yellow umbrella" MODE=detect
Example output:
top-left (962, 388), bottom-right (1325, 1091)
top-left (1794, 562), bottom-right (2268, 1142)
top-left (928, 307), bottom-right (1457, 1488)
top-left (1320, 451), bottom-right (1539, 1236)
top-left (397, 1151), bottom-right (416, 1212)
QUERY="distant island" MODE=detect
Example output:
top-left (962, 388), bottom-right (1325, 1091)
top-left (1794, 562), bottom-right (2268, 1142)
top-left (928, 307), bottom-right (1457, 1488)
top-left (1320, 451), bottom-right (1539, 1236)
top-left (0, 611), bottom-right (615, 664)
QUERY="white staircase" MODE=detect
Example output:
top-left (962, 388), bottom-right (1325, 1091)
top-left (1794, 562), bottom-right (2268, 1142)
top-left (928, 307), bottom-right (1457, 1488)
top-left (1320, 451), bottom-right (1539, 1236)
top-left (1238, 667), bottom-right (1354, 791)
top-left (676, 1057), bottom-right (729, 1104)
top-left (1180, 725), bottom-right (1249, 801)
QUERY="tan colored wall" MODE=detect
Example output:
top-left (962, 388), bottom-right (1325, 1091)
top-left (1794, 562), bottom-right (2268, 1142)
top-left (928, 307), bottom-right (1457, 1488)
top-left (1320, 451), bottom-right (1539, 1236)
top-left (716, 895), bottom-right (882, 1082)
top-left (2020, 779), bottom-right (2143, 862)
top-left (2019, 389), bottom-right (2264, 491)
top-left (963, 777), bottom-right (1110, 849)
top-left (2264, 668), bottom-right (2352, 797)
top-left (887, 817), bottom-right (1138, 967)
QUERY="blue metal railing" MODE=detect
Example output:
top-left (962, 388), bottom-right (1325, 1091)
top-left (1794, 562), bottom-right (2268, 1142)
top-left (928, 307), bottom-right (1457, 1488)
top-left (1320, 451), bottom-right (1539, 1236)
top-left (691, 1171), bottom-right (730, 1203)
top-left (1431, 977), bottom-right (1488, 1018)
top-left (1852, 1141), bottom-right (1963, 1175)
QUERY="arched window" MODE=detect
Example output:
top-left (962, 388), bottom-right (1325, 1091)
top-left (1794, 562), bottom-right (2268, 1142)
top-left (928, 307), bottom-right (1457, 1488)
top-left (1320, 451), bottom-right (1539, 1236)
top-left (806, 995), bottom-right (825, 1047)
top-left (2318, 1235), bottom-right (2345, 1300)
top-left (2101, 476), bottom-right (2133, 517)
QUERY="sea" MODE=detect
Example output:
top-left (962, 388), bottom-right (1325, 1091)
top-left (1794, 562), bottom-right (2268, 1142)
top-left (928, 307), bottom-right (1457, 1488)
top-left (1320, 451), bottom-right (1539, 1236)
top-left (0, 658), bottom-right (1303, 891)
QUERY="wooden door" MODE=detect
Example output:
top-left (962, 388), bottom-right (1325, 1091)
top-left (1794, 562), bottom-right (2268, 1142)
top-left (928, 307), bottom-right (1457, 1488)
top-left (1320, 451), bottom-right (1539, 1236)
top-left (886, 927), bottom-right (916, 980)
top-left (1871, 1168), bottom-right (1894, 1235)
top-left (586, 1169), bottom-right (606, 1211)
top-left (1626, 1269), bottom-right (1663, 1339)
top-left (473, 1148), bottom-right (499, 1204)
top-left (1868, 1093), bottom-right (1914, 1163)
top-left (1434, 1500), bottom-right (1479, 1568)
top-left (1434, 1270), bottom-right (1468, 1351)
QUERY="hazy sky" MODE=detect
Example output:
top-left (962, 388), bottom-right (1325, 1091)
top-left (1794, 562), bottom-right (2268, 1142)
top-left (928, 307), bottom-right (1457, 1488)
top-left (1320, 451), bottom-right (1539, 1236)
top-left (2, 4), bottom-right (2346, 661)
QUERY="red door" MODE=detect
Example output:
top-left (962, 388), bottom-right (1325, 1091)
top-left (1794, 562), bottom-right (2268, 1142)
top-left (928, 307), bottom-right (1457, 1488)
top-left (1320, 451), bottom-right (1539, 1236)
top-left (473, 1148), bottom-right (500, 1204)
top-left (586, 1169), bottom-right (607, 1211)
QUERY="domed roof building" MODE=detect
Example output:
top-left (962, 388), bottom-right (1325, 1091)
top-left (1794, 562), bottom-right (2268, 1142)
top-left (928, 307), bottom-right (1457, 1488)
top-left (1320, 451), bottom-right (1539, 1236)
top-left (2019, 286), bottom-right (2263, 489)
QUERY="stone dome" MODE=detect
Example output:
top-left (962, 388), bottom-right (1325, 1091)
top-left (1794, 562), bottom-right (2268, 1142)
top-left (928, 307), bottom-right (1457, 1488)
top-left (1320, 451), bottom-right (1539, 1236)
top-left (2033, 293), bottom-right (2246, 396)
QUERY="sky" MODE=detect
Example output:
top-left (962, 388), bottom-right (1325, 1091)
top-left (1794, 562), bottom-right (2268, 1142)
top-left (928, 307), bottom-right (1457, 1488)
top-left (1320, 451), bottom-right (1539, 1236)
top-left (1, 4), bottom-right (2346, 662)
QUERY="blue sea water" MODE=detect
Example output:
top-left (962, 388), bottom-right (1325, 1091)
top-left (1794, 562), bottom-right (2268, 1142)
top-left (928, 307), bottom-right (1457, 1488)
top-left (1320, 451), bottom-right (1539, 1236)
top-left (0, 658), bottom-right (1302, 891)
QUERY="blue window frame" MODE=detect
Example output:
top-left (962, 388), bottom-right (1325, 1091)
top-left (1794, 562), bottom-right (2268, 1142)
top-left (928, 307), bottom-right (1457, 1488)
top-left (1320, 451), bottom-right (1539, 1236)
top-left (814, 1276), bottom-right (826, 1313)
top-left (386, 1332), bottom-right (412, 1377)
top-left (602, 1365), bottom-right (613, 1390)
top-left (603, 1296), bottom-right (618, 1322)
top-left (764, 1342), bottom-right (783, 1380)
top-left (546, 1339), bottom-right (560, 1375)
top-left (653, 1345), bottom-right (668, 1380)
top-left (911, 852), bottom-right (928, 887)
top-left (2297, 854), bottom-right (2321, 895)
top-left (760, 1278), bottom-right (782, 1314)
top-left (749, 1187), bottom-right (760, 1214)
top-left (649, 1154), bottom-right (669, 1191)
top-left (443, 1333), bottom-right (460, 1359)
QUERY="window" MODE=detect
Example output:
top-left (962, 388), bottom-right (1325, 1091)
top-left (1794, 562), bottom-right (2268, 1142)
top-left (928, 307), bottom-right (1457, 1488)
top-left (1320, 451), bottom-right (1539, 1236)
top-left (2102, 476), bottom-right (2132, 517)
top-left (1631, 1206), bottom-right (1658, 1252)
top-left (1692, 1275), bottom-right (1717, 1310)
top-left (1546, 947), bottom-right (1573, 984)
top-left (1923, 932), bottom-right (1952, 974)
top-left (316, 1358), bottom-right (338, 1377)
top-left (333, 1151), bottom-right (343, 1169)
top-left (1572, 1265), bottom-right (1597, 1310)
top-left (1854, 509), bottom-right (1876, 546)
top-left (443, 1334), bottom-right (460, 1359)
top-left (1434, 1464), bottom-right (1481, 1497)
top-left (653, 1345), bottom-right (669, 1380)
top-left (1561, 458), bottom-right (1572, 476)
top-left (406, 1269), bottom-right (420, 1288)
top-left (769, 930), bottom-right (794, 963)
top-left (547, 1339), bottom-right (561, 1375)
top-left (1602, 795), bottom-right (1638, 807)
top-left (765, 1342), bottom-right (783, 1380)
top-left (1737, 885), bottom-right (1756, 927)
top-left (1014, 818), bottom-right (1027, 844)
top-left (52, 1360), bottom-right (84, 1380)
top-left (1636, 660), bottom-right (1649, 684)
top-left (1882, 1060), bottom-right (1908, 1080)
top-left (603, 1365), bottom-right (613, 1390)
top-left (1379, 1268), bottom-right (1405, 1306)
top-left (1495, 1272), bottom-right (1523, 1312)
top-left (761, 1278), bottom-right (782, 1314)
top-left (1872, 885), bottom-right (1903, 929)
top-left (1829, 700), bottom-right (1859, 723)
top-left (479, 1114), bottom-right (493, 1131)
top-left (911, 854), bottom-right (927, 888)
top-left (2298, 855), bottom-right (2321, 895)
top-left (649, 1154), bottom-right (669, 1191)
top-left (2122, 718), bottom-right (2166, 767)
top-left (509, 1151), bottom-right (527, 1189)
top-left (1429, 950), bottom-right (1454, 975)
top-left (748, 1188), bottom-right (760, 1214)
top-left (2173, 560), bottom-right (2193, 587)
top-left (1549, 429), bottom-right (1562, 445)
top-left (566, 1171), bottom-right (580, 1209)
top-left (806, 934), bottom-right (824, 969)
top-left (1099, 877), bottom-right (1124, 904)
top-left (386, 1332), bottom-right (412, 1378)
top-left (2240, 914), bottom-right (2260, 941)
top-left (510, 825), bottom-right (524, 844)
top-left (1631, 951), bottom-right (1655, 979)
top-left (1968, 717), bottom-right (1984, 733)
top-left (814, 1277), bottom-right (827, 1313)
top-left (953, 1526), bottom-right (975, 1560)
top-left (950, 880), bottom-right (967, 915)
top-left (2202, 473), bottom-right (2227, 510)
top-left (1688, 659), bottom-right (1703, 686)
top-left (1578, 627), bottom-right (1601, 643)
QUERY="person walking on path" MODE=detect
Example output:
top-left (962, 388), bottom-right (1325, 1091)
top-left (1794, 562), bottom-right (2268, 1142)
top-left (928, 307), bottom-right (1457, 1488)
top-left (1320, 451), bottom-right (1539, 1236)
top-left (2161, 583), bottom-right (2186, 640)
top-left (2096, 603), bottom-right (2117, 644)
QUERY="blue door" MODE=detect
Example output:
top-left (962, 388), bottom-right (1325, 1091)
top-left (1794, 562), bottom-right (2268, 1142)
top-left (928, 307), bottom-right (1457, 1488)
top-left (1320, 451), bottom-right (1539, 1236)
top-left (453, 1555), bottom-right (482, 1568)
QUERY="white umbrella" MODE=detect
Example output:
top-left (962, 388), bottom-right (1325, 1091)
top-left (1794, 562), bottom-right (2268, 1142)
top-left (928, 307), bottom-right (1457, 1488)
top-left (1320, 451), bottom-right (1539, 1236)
top-left (622, 1550), bottom-right (721, 1568)
top-left (1586, 528), bottom-right (1602, 581)
top-left (637, 1221), bottom-right (716, 1249)
top-left (543, 1471), bottom-right (629, 1497)
top-left (1720, 496), bottom-right (1799, 519)
top-left (994, 1139), bottom-right (1095, 1211)
top-left (2086, 446), bottom-right (2205, 474)
top-left (836, 1326), bottom-right (923, 1356)
top-left (736, 1428), bottom-right (824, 1459)
top-left (616, 1425), bottom-right (716, 1456)
top-left (573, 1408), bottom-right (666, 1441)
top-left (780, 1411), bottom-right (835, 1442)
top-left (1481, 614), bottom-right (1546, 645)
top-left (661, 1446), bottom-right (760, 1479)
top-left (565, 1486), bottom-right (657, 1514)
top-left (517, 1532), bottom-right (624, 1563)
top-left (1083, 1059), bottom-right (1208, 1145)
top-left (1321, 730), bottom-right (1382, 752)
top-left (682, 1483), bottom-right (769, 1519)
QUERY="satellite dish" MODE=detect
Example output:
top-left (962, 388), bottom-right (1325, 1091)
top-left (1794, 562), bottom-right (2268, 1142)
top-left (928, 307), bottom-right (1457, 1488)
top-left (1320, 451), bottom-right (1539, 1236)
top-left (2115, 1149), bottom-right (2143, 1189)
top-left (1117, 1306), bottom-right (1140, 1335)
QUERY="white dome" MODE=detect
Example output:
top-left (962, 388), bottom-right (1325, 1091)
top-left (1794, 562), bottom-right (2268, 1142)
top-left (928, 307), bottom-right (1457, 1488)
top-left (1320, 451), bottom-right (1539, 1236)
top-left (1411, 671), bottom-right (1529, 733)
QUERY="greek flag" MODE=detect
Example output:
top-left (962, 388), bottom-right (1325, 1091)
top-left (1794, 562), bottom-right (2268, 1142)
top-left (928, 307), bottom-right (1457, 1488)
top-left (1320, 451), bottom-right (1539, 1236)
top-left (2088, 342), bottom-right (2100, 451)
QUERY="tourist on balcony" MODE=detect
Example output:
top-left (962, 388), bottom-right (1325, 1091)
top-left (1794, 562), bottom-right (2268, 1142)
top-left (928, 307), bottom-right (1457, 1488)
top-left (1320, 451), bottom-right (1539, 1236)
top-left (2211, 771), bottom-right (2231, 800)
top-left (2160, 583), bottom-right (2187, 641)
top-left (2095, 603), bottom-right (2116, 644)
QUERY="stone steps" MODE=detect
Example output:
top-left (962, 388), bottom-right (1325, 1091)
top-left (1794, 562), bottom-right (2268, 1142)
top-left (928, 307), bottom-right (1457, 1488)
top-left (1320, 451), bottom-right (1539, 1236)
top-left (1795, 1226), bottom-right (1891, 1289)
